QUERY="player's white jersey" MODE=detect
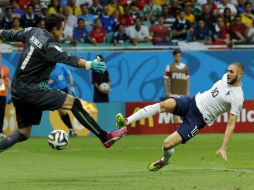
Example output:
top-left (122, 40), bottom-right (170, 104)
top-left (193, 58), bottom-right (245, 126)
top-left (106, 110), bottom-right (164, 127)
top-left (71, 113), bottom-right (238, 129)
top-left (195, 74), bottom-right (244, 126)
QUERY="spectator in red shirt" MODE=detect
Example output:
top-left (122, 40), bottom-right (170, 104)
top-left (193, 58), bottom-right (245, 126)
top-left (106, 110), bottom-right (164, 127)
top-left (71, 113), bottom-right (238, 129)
top-left (90, 18), bottom-right (107, 45)
top-left (17, 0), bottom-right (31, 10)
top-left (150, 16), bottom-right (170, 45)
top-left (212, 16), bottom-right (230, 45)
top-left (119, 7), bottom-right (134, 27)
top-left (230, 15), bottom-right (247, 42)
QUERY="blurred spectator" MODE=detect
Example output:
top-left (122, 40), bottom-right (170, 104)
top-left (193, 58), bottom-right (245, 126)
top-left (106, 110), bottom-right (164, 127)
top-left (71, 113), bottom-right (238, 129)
top-left (30, 0), bottom-right (42, 17)
top-left (112, 24), bottom-right (129, 45)
top-left (20, 4), bottom-right (40, 28)
top-left (241, 2), bottom-right (254, 28)
top-left (142, 0), bottom-right (162, 24)
top-left (73, 18), bottom-right (88, 43)
top-left (17, 0), bottom-right (31, 10)
top-left (161, 4), bottom-right (176, 28)
top-left (154, 0), bottom-right (166, 6)
top-left (89, 0), bottom-right (103, 18)
top-left (169, 0), bottom-right (182, 17)
top-left (223, 7), bottom-right (234, 30)
top-left (237, 0), bottom-right (246, 14)
top-left (12, 17), bottom-right (23, 31)
top-left (48, 0), bottom-right (62, 15)
top-left (184, 1), bottom-right (195, 24)
top-left (119, 6), bottom-right (134, 27)
top-left (230, 14), bottom-right (247, 42)
top-left (193, 18), bottom-right (212, 44)
top-left (40, 6), bottom-right (49, 19)
top-left (129, 1), bottom-right (141, 18)
top-left (136, 0), bottom-right (149, 11)
top-left (107, 0), bottom-right (124, 18)
top-left (212, 16), bottom-right (230, 45)
top-left (11, 0), bottom-right (25, 18)
top-left (78, 3), bottom-right (95, 33)
top-left (92, 55), bottom-right (111, 102)
top-left (60, 16), bottom-right (74, 43)
top-left (150, 16), bottom-right (170, 44)
top-left (206, 0), bottom-right (218, 16)
top-left (100, 6), bottom-right (117, 33)
top-left (197, 3), bottom-right (217, 30)
top-left (90, 18), bottom-right (107, 45)
top-left (36, 17), bottom-right (45, 29)
top-left (129, 17), bottom-right (151, 45)
top-left (76, 0), bottom-right (92, 6)
top-left (67, 0), bottom-right (81, 16)
top-left (62, 5), bottom-right (77, 30)
top-left (118, 0), bottom-right (128, 6)
top-left (247, 20), bottom-right (254, 41)
top-left (1, 7), bottom-right (14, 29)
top-left (172, 10), bottom-right (192, 41)
top-left (218, 0), bottom-right (237, 16)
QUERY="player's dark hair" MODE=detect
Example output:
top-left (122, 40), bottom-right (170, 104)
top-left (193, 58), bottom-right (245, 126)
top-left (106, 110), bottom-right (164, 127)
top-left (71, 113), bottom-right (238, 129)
top-left (173, 48), bottom-right (182, 56)
top-left (45, 14), bottom-right (65, 33)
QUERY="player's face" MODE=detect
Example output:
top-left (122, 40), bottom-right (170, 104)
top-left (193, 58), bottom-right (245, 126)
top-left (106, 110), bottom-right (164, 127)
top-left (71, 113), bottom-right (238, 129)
top-left (53, 21), bottom-right (65, 42)
top-left (174, 53), bottom-right (181, 63)
top-left (227, 65), bottom-right (239, 85)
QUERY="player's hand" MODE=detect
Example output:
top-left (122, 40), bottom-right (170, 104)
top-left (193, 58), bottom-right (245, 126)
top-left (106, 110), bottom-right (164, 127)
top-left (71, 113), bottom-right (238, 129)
top-left (91, 60), bottom-right (106, 74)
top-left (216, 148), bottom-right (228, 161)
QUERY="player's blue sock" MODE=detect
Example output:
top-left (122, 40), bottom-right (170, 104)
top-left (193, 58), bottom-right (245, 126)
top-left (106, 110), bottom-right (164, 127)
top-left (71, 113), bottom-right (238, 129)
top-left (0, 130), bottom-right (28, 153)
top-left (71, 98), bottom-right (108, 142)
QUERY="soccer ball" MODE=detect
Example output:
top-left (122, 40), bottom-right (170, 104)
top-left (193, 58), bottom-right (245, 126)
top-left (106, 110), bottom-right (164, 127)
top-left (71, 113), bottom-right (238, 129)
top-left (99, 83), bottom-right (110, 91)
top-left (48, 130), bottom-right (69, 150)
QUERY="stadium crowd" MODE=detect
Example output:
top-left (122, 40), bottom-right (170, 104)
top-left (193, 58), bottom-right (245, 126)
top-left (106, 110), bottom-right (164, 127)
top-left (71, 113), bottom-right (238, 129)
top-left (0, 0), bottom-right (254, 47)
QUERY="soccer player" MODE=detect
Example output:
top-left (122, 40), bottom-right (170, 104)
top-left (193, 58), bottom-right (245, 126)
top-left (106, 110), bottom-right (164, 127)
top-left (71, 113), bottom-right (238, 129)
top-left (48, 64), bottom-right (76, 137)
top-left (0, 14), bottom-right (127, 153)
top-left (164, 48), bottom-right (190, 123)
top-left (0, 52), bottom-right (11, 138)
top-left (116, 62), bottom-right (244, 171)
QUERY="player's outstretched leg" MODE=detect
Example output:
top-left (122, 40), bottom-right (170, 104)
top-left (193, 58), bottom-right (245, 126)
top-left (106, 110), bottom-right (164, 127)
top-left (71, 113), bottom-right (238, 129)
top-left (59, 111), bottom-right (76, 137)
top-left (0, 127), bottom-right (30, 153)
top-left (71, 98), bottom-right (127, 148)
top-left (147, 131), bottom-right (182, 171)
top-left (116, 103), bottom-right (162, 129)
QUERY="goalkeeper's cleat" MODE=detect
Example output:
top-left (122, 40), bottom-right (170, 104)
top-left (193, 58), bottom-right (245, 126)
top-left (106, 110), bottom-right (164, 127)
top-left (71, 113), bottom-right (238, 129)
top-left (147, 159), bottom-right (169, 171)
top-left (116, 113), bottom-right (127, 129)
top-left (103, 126), bottom-right (127, 148)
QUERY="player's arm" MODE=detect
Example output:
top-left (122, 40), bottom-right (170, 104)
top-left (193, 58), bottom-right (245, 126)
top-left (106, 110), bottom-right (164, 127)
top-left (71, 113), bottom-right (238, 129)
top-left (216, 113), bottom-right (238, 161)
top-left (0, 28), bottom-right (30, 42)
top-left (45, 42), bottom-right (106, 73)
top-left (163, 65), bottom-right (170, 98)
top-left (65, 68), bottom-right (75, 96)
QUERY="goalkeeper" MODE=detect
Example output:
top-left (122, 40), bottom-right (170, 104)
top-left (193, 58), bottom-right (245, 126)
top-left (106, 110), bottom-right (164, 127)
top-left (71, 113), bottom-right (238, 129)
top-left (0, 14), bottom-right (126, 153)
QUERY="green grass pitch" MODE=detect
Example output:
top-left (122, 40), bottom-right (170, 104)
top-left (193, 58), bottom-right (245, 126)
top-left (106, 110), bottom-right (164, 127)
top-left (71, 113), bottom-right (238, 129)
top-left (0, 134), bottom-right (254, 190)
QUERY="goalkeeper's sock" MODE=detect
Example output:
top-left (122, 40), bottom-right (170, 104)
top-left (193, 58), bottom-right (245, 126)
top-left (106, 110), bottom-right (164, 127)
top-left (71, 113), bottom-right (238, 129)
top-left (71, 98), bottom-right (108, 142)
top-left (61, 113), bottom-right (73, 130)
top-left (0, 130), bottom-right (28, 153)
top-left (126, 103), bottom-right (161, 125)
top-left (162, 147), bottom-right (174, 163)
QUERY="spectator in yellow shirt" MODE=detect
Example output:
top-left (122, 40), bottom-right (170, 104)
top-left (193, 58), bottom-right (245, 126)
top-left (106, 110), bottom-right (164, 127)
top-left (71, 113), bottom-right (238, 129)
top-left (241, 2), bottom-right (254, 28)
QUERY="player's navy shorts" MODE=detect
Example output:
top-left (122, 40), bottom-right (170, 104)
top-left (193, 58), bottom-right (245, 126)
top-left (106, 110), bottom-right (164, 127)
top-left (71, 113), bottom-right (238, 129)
top-left (172, 96), bottom-right (206, 144)
top-left (11, 83), bottom-right (67, 129)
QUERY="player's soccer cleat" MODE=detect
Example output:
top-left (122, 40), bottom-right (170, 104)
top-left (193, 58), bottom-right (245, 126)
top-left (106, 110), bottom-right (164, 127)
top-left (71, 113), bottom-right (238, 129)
top-left (115, 113), bottom-right (127, 129)
top-left (69, 129), bottom-right (77, 138)
top-left (103, 126), bottom-right (127, 148)
top-left (147, 159), bottom-right (169, 171)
